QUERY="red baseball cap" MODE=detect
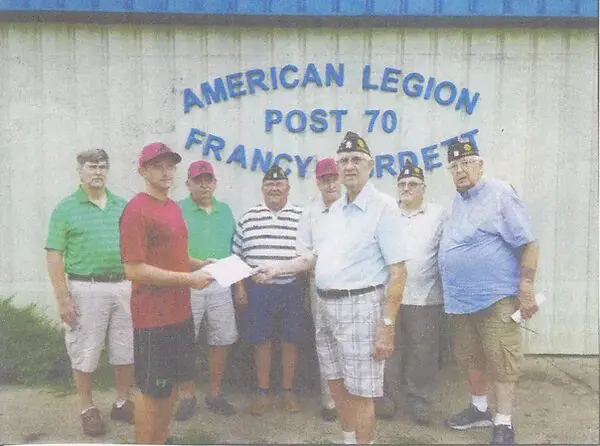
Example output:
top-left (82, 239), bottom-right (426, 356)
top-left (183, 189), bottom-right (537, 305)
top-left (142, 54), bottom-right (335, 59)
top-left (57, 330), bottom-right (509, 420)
top-left (138, 142), bottom-right (182, 168)
top-left (315, 158), bottom-right (338, 178)
top-left (188, 160), bottom-right (215, 179)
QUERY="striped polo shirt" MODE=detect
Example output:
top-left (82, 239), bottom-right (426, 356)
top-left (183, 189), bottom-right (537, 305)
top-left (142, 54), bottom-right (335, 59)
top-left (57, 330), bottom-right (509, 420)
top-left (233, 202), bottom-right (303, 284)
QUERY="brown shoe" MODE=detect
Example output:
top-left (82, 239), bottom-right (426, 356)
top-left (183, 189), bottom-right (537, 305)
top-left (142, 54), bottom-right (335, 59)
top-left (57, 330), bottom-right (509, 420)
top-left (81, 407), bottom-right (106, 437)
top-left (250, 394), bottom-right (270, 416)
top-left (283, 393), bottom-right (300, 413)
top-left (110, 400), bottom-right (135, 425)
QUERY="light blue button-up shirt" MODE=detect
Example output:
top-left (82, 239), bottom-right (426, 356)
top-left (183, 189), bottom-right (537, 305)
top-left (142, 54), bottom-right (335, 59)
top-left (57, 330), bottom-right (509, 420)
top-left (439, 177), bottom-right (535, 314)
top-left (314, 182), bottom-right (407, 290)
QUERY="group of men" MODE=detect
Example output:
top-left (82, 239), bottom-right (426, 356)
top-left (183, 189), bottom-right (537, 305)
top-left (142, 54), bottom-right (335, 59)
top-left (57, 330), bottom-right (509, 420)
top-left (45, 131), bottom-right (539, 445)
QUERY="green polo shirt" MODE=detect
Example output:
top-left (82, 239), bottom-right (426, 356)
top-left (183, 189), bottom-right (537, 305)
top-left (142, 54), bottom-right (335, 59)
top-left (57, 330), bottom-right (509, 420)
top-left (45, 186), bottom-right (127, 275)
top-left (178, 196), bottom-right (235, 260)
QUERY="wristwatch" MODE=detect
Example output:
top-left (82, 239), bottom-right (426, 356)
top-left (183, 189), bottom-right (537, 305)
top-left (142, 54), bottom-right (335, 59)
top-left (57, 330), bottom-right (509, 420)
top-left (382, 317), bottom-right (395, 327)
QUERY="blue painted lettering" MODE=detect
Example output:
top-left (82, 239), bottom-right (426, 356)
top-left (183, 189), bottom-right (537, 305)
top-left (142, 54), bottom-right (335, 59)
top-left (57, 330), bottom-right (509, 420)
top-left (381, 67), bottom-right (402, 93)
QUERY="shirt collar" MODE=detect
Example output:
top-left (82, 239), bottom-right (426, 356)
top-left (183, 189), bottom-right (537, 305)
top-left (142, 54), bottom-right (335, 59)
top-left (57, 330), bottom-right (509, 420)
top-left (76, 185), bottom-right (112, 204)
top-left (190, 196), bottom-right (219, 213)
top-left (458, 177), bottom-right (486, 200)
top-left (343, 182), bottom-right (374, 211)
top-left (399, 201), bottom-right (427, 217)
top-left (262, 201), bottom-right (292, 214)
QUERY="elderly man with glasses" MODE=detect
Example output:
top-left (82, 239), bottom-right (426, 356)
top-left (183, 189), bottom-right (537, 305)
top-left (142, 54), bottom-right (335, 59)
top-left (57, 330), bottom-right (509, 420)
top-left (375, 161), bottom-right (448, 425)
top-left (254, 132), bottom-right (407, 445)
top-left (439, 141), bottom-right (539, 446)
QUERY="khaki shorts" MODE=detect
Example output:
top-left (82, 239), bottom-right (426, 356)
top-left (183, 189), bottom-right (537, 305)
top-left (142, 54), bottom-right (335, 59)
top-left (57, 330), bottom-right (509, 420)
top-left (450, 297), bottom-right (523, 383)
top-left (66, 280), bottom-right (134, 373)
top-left (190, 284), bottom-right (238, 346)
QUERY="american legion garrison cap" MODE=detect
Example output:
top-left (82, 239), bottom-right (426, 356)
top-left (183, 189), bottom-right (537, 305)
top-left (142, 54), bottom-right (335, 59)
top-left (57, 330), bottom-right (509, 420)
top-left (397, 160), bottom-right (424, 182)
top-left (447, 140), bottom-right (479, 163)
top-left (337, 131), bottom-right (372, 157)
top-left (263, 165), bottom-right (288, 181)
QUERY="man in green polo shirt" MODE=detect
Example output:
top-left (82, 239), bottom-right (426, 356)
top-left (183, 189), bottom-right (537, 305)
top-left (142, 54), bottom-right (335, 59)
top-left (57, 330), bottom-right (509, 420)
top-left (45, 149), bottom-right (134, 437)
top-left (174, 160), bottom-right (242, 420)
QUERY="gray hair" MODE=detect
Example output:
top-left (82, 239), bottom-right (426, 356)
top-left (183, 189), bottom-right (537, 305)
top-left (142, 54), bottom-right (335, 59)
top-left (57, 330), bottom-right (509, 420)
top-left (76, 149), bottom-right (109, 166)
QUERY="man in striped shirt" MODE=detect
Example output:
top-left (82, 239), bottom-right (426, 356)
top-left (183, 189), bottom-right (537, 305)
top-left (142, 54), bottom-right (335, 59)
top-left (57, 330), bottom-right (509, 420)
top-left (232, 165), bottom-right (305, 416)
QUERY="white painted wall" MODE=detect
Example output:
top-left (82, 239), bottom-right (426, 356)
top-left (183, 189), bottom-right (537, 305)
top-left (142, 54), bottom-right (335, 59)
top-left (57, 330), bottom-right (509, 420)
top-left (0, 23), bottom-right (597, 353)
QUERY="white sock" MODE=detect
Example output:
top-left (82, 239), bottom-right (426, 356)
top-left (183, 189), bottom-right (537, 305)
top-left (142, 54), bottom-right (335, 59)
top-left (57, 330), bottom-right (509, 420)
top-left (81, 406), bottom-right (96, 415)
top-left (115, 400), bottom-right (126, 408)
top-left (471, 395), bottom-right (488, 412)
top-left (494, 413), bottom-right (512, 426)
top-left (343, 431), bottom-right (356, 444)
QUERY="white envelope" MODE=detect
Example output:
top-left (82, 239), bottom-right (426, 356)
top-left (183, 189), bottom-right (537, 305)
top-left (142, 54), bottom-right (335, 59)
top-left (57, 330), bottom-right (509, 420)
top-left (511, 293), bottom-right (546, 324)
top-left (202, 255), bottom-right (253, 288)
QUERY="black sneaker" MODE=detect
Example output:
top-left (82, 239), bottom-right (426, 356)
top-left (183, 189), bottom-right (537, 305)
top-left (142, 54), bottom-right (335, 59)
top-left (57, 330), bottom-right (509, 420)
top-left (320, 407), bottom-right (337, 422)
top-left (446, 404), bottom-right (493, 430)
top-left (205, 395), bottom-right (236, 416)
top-left (492, 424), bottom-right (515, 445)
top-left (174, 396), bottom-right (197, 421)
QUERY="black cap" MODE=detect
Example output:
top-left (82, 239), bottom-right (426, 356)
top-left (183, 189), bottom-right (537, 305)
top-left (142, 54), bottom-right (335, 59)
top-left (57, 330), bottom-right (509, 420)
top-left (397, 160), bottom-right (424, 182)
top-left (263, 165), bottom-right (288, 181)
top-left (447, 141), bottom-right (479, 163)
top-left (336, 131), bottom-right (371, 157)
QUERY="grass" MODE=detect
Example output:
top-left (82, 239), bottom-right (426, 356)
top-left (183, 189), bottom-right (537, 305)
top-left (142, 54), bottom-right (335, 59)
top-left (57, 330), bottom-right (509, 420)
top-left (0, 296), bottom-right (115, 390)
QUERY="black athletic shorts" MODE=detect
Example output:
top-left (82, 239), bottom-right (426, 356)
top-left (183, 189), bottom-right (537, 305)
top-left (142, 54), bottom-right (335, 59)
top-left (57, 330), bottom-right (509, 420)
top-left (133, 318), bottom-right (196, 399)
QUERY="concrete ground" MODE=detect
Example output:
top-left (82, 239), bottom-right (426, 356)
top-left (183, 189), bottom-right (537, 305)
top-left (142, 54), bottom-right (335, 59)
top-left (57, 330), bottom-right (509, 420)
top-left (0, 356), bottom-right (598, 445)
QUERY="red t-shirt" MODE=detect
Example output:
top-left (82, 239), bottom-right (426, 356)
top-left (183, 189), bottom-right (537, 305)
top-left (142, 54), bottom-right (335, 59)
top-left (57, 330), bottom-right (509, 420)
top-left (120, 193), bottom-right (191, 329)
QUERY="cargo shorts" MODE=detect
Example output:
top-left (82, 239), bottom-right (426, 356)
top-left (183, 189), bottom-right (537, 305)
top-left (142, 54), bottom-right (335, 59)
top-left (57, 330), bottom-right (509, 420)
top-left (449, 297), bottom-right (523, 382)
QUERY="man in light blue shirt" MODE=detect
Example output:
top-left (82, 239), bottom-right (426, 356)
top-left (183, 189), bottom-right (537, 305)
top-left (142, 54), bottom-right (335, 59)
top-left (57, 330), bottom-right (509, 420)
top-left (438, 141), bottom-right (539, 446)
top-left (255, 132), bottom-right (408, 445)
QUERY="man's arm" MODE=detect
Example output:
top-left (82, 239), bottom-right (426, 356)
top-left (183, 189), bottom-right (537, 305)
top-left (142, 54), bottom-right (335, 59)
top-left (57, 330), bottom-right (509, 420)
top-left (518, 241), bottom-right (539, 320)
top-left (232, 279), bottom-right (248, 307)
top-left (46, 250), bottom-right (78, 327)
top-left (252, 252), bottom-right (317, 283)
top-left (124, 262), bottom-right (212, 290)
top-left (373, 261), bottom-right (407, 360)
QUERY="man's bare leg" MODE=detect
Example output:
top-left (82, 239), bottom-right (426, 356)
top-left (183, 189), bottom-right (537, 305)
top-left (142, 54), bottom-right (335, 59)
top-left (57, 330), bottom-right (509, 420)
top-left (209, 345), bottom-right (229, 397)
top-left (134, 385), bottom-right (178, 444)
top-left (329, 379), bottom-right (355, 437)
top-left (73, 370), bottom-right (94, 410)
top-left (349, 394), bottom-right (376, 445)
top-left (113, 364), bottom-right (134, 402)
top-left (255, 342), bottom-right (272, 389)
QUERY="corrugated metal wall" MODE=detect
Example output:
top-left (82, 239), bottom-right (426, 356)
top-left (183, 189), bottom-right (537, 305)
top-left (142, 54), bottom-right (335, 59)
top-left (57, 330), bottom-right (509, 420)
top-left (0, 23), bottom-right (597, 354)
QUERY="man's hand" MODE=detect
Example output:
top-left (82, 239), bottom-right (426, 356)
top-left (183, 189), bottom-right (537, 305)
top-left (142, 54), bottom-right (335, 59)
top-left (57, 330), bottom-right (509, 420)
top-left (518, 282), bottom-right (538, 321)
top-left (58, 294), bottom-right (78, 328)
top-left (189, 269), bottom-right (213, 290)
top-left (372, 323), bottom-right (395, 360)
top-left (252, 264), bottom-right (280, 284)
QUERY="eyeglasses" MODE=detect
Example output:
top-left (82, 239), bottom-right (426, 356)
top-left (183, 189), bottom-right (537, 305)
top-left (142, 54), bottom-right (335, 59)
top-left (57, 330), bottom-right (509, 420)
top-left (263, 181), bottom-right (288, 189)
top-left (397, 181), bottom-right (424, 189)
top-left (447, 159), bottom-right (480, 172)
top-left (336, 156), bottom-right (368, 167)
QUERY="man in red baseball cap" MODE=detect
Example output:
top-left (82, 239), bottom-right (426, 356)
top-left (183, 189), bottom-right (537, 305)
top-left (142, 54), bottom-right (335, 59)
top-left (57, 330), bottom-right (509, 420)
top-left (174, 160), bottom-right (242, 420)
top-left (119, 142), bottom-right (214, 444)
top-left (297, 158), bottom-right (341, 422)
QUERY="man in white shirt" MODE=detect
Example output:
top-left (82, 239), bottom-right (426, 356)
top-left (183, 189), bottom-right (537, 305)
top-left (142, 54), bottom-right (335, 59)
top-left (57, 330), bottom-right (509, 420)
top-left (377, 161), bottom-right (447, 425)
top-left (254, 132), bottom-right (408, 444)
top-left (296, 158), bottom-right (341, 422)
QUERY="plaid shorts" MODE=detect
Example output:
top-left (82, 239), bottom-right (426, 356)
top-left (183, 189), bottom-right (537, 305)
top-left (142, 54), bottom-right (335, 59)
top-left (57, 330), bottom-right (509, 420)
top-left (314, 287), bottom-right (385, 398)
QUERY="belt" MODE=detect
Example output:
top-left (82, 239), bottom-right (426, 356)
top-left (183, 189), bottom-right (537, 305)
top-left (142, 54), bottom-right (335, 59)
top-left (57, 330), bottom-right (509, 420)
top-left (317, 284), bottom-right (384, 300)
top-left (68, 273), bottom-right (125, 283)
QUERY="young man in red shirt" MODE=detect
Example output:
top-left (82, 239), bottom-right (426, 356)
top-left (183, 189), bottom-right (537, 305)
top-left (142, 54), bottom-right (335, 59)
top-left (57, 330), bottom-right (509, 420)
top-left (119, 142), bottom-right (213, 444)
